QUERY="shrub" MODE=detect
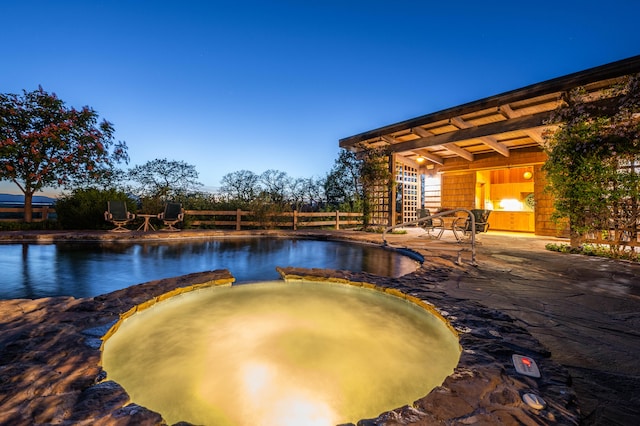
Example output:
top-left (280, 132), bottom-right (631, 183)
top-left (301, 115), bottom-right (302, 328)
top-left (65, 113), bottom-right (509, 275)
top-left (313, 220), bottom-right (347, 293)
top-left (545, 242), bottom-right (639, 262)
top-left (55, 188), bottom-right (136, 230)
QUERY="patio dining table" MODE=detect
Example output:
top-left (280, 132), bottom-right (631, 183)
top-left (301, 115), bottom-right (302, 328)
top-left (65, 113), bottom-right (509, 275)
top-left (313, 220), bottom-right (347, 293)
top-left (136, 214), bottom-right (157, 232)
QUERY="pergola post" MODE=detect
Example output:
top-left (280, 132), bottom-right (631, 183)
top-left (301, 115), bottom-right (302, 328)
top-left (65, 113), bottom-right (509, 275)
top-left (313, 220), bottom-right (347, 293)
top-left (389, 154), bottom-right (397, 227)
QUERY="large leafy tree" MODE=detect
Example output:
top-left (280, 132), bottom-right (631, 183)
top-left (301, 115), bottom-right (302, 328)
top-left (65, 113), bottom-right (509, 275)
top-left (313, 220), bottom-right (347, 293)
top-left (128, 158), bottom-right (202, 201)
top-left (543, 74), bottom-right (640, 247)
top-left (0, 87), bottom-right (128, 222)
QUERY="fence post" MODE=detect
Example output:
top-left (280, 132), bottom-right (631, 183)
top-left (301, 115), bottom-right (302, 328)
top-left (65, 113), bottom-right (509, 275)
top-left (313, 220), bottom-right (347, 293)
top-left (236, 209), bottom-right (242, 231)
top-left (293, 210), bottom-right (298, 230)
top-left (335, 210), bottom-right (340, 230)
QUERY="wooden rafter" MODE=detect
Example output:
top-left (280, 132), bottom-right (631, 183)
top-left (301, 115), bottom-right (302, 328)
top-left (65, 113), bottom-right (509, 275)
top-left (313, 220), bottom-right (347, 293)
top-left (499, 104), bottom-right (521, 119)
top-left (524, 127), bottom-right (547, 145)
top-left (412, 126), bottom-right (474, 161)
top-left (450, 116), bottom-right (511, 156)
top-left (386, 111), bottom-right (551, 153)
top-left (411, 127), bottom-right (433, 138)
top-left (479, 136), bottom-right (510, 157)
top-left (388, 134), bottom-right (445, 165)
top-left (443, 143), bottom-right (474, 161)
top-left (413, 150), bottom-right (444, 165)
top-left (382, 96), bottom-right (621, 154)
top-left (450, 116), bottom-right (473, 129)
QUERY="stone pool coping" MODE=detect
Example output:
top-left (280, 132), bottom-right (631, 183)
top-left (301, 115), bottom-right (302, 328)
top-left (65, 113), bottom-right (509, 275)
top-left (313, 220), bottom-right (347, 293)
top-left (0, 230), bottom-right (580, 425)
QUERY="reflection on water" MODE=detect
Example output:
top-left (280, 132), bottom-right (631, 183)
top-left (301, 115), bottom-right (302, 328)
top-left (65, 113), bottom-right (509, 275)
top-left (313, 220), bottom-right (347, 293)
top-left (102, 281), bottom-right (460, 426)
top-left (0, 239), bottom-right (419, 299)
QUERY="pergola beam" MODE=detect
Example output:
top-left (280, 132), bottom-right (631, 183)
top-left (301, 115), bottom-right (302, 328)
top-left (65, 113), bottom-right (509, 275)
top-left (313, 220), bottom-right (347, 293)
top-left (340, 55), bottom-right (640, 149)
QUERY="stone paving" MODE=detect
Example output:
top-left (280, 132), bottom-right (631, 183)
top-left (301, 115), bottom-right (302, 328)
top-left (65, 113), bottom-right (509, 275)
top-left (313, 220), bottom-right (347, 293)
top-left (379, 228), bottom-right (640, 426)
top-left (0, 228), bottom-right (638, 425)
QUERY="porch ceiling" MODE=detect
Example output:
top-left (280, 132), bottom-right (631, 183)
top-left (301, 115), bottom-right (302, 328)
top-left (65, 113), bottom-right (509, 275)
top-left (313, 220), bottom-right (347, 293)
top-left (339, 55), bottom-right (640, 166)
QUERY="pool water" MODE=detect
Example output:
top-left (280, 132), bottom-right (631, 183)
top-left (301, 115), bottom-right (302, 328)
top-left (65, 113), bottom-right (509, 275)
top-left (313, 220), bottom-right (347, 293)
top-left (0, 238), bottom-right (419, 299)
top-left (102, 280), bottom-right (460, 426)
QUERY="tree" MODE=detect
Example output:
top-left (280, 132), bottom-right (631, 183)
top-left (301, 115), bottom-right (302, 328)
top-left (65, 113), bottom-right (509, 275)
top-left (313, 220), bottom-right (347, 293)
top-left (289, 176), bottom-right (324, 211)
top-left (259, 169), bottom-right (290, 205)
top-left (302, 176), bottom-right (325, 209)
top-left (543, 73), bottom-right (640, 247)
top-left (128, 158), bottom-right (202, 201)
top-left (288, 177), bottom-right (306, 211)
top-left (0, 87), bottom-right (128, 222)
top-left (219, 170), bottom-right (260, 204)
top-left (324, 150), bottom-right (362, 209)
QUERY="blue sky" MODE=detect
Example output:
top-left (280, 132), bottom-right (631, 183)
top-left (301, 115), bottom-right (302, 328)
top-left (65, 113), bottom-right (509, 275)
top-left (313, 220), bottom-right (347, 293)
top-left (2, 0), bottom-right (639, 195)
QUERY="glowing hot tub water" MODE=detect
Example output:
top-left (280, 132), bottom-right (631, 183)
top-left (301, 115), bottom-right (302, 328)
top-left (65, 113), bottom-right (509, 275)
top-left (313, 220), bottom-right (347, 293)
top-left (102, 280), bottom-right (461, 425)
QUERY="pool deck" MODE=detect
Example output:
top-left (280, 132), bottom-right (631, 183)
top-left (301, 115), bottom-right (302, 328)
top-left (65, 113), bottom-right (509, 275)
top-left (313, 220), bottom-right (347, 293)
top-left (0, 228), bottom-right (639, 425)
top-left (381, 228), bottom-right (640, 426)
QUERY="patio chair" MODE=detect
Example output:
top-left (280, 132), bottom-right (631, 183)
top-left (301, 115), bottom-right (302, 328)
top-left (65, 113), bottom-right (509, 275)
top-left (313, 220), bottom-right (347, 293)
top-left (157, 202), bottom-right (184, 231)
top-left (453, 209), bottom-right (492, 242)
top-left (418, 208), bottom-right (445, 239)
top-left (104, 200), bottom-right (135, 232)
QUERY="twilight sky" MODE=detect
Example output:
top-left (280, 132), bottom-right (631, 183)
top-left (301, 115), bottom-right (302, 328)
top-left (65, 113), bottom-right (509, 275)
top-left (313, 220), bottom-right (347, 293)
top-left (2, 0), bottom-right (639, 194)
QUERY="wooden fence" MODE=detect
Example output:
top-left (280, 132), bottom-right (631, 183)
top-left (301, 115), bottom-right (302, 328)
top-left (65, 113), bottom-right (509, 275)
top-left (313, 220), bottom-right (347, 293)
top-left (0, 206), bottom-right (55, 222)
top-left (0, 206), bottom-right (362, 230)
top-left (185, 209), bottom-right (362, 230)
top-left (584, 226), bottom-right (640, 247)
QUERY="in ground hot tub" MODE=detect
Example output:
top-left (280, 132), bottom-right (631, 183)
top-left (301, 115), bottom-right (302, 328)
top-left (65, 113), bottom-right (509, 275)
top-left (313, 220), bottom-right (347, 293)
top-left (102, 280), bottom-right (461, 425)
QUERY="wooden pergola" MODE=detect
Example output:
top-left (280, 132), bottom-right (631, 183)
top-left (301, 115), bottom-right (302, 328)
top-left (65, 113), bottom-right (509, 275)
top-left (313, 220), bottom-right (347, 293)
top-left (340, 55), bottom-right (640, 165)
top-left (339, 55), bottom-right (640, 234)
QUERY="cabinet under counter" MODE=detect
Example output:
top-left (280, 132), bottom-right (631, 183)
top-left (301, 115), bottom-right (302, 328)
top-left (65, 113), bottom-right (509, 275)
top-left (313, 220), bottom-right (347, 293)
top-left (488, 211), bottom-right (535, 232)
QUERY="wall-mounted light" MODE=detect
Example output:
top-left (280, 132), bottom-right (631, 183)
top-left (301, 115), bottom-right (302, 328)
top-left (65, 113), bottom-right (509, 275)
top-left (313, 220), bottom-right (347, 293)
top-left (523, 171), bottom-right (533, 180)
top-left (500, 198), bottom-right (524, 211)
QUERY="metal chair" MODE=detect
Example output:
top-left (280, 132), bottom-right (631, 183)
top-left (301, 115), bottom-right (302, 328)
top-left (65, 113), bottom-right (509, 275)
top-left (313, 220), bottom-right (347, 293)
top-left (418, 208), bottom-right (445, 239)
top-left (453, 209), bottom-right (492, 242)
top-left (104, 200), bottom-right (135, 232)
top-left (157, 202), bottom-right (184, 231)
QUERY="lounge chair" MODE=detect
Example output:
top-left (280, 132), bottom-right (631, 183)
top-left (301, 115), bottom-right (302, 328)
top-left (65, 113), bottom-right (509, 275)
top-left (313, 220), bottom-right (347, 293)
top-left (418, 208), bottom-right (445, 239)
top-left (104, 200), bottom-right (135, 232)
top-left (158, 202), bottom-right (184, 231)
top-left (453, 209), bottom-right (492, 242)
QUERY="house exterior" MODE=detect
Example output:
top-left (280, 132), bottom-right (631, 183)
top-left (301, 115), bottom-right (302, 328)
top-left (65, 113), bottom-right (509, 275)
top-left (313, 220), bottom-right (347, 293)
top-left (339, 55), bottom-right (640, 236)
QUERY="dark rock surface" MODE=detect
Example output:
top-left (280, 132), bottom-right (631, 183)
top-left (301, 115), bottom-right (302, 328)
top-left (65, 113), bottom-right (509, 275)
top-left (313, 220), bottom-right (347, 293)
top-left (0, 270), bottom-right (235, 425)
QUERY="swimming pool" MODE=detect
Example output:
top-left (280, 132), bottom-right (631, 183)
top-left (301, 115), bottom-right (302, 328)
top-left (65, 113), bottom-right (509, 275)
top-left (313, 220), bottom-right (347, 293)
top-left (0, 238), bottom-right (420, 299)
